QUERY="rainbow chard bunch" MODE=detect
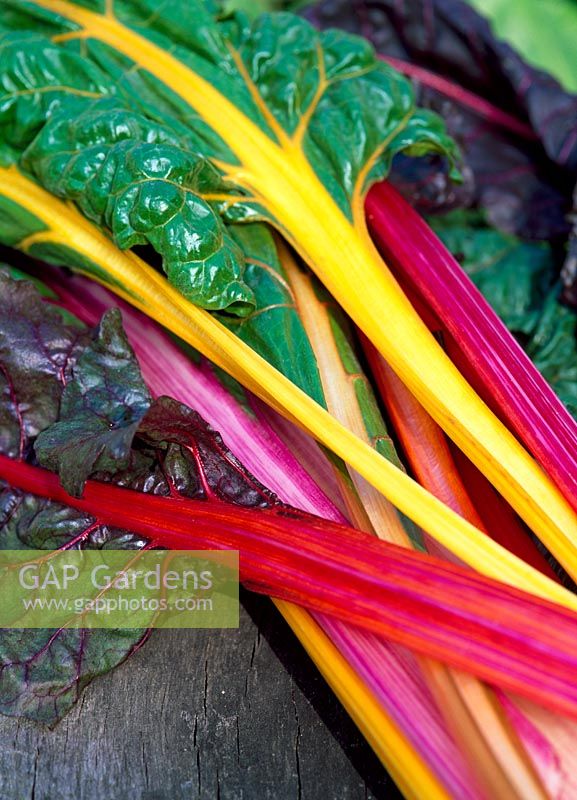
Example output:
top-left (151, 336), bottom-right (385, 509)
top-left (2, 266), bottom-right (577, 800)
top-left (2, 1), bottom-right (577, 797)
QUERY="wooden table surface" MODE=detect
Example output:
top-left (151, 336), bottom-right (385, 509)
top-left (0, 590), bottom-right (402, 799)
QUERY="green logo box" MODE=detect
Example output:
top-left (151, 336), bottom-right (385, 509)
top-left (0, 550), bottom-right (239, 629)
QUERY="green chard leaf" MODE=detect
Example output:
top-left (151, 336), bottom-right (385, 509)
top-left (0, 32), bottom-right (254, 314)
top-left (0, 20), bottom-right (328, 399)
top-left (21, 97), bottom-right (255, 313)
top-left (0, 0), bottom-right (457, 410)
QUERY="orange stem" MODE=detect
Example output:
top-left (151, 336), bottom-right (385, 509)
top-left (362, 334), bottom-right (557, 580)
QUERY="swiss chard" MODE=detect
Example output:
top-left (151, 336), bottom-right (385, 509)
top-left (1, 2), bottom-right (577, 601)
top-left (39, 268), bottom-right (463, 798)
top-left (5, 271), bottom-right (577, 734)
top-left (54, 263), bottom-right (555, 800)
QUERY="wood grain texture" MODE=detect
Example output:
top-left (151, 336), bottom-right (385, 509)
top-left (0, 591), bottom-right (401, 800)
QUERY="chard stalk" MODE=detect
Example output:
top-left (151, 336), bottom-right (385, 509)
top-left (3, 164), bottom-right (576, 607)
top-left (44, 268), bottom-right (462, 798)
top-left (15, 0), bottom-right (577, 586)
top-left (6, 453), bottom-right (577, 719)
top-left (281, 254), bottom-right (547, 798)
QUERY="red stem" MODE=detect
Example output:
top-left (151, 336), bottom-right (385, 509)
top-left (4, 454), bottom-right (577, 718)
top-left (366, 181), bottom-right (577, 514)
top-left (380, 55), bottom-right (537, 141)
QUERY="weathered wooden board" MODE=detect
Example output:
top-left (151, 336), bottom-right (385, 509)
top-left (0, 591), bottom-right (402, 799)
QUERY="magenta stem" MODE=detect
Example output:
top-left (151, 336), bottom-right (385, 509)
top-left (367, 181), bottom-right (577, 513)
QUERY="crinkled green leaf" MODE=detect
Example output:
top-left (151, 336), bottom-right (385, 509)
top-left (0, 2), bottom-right (459, 225)
top-left (35, 309), bottom-right (152, 497)
top-left (244, 13), bottom-right (459, 209)
top-left (305, 0), bottom-right (577, 245)
top-left (0, 33), bottom-right (254, 313)
top-left (21, 94), bottom-right (254, 313)
top-left (0, 31), bottom-right (113, 166)
top-left (209, 10), bottom-right (461, 219)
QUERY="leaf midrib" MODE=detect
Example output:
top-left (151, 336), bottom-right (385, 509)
top-left (35, 0), bottom-right (364, 234)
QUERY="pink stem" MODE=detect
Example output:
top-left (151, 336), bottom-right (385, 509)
top-left (367, 181), bottom-right (577, 514)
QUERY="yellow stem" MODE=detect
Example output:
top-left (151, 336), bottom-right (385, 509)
top-left (4, 165), bottom-right (577, 614)
top-left (27, 0), bottom-right (577, 583)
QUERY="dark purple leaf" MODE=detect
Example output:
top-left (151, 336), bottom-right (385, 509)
top-left (305, 0), bottom-right (577, 241)
top-left (0, 272), bottom-right (150, 724)
top-left (137, 397), bottom-right (279, 508)
top-left (0, 270), bottom-right (89, 461)
top-left (0, 272), bottom-right (283, 724)
top-left (35, 309), bottom-right (151, 497)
